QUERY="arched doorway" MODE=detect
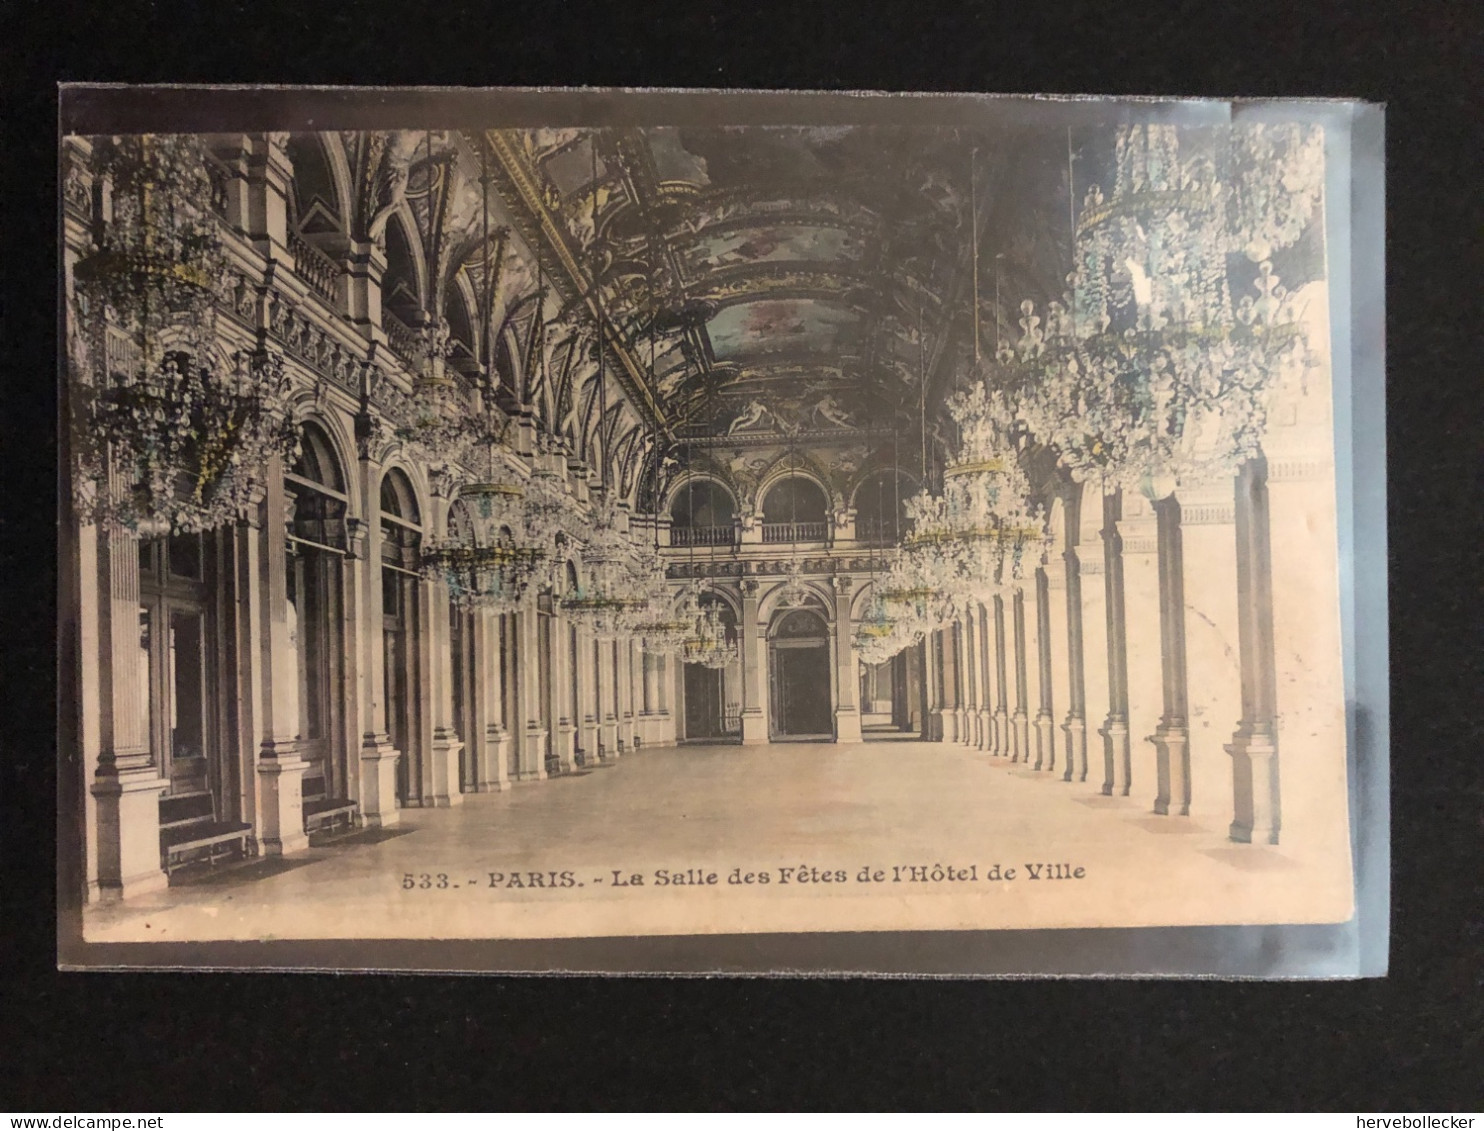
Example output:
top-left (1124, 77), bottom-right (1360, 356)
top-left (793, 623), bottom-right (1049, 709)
top-left (769, 605), bottom-right (834, 739)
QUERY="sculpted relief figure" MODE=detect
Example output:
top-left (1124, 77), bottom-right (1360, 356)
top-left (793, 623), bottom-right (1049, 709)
top-left (811, 394), bottom-right (857, 431)
top-left (727, 399), bottom-right (776, 435)
top-left (367, 131), bottom-right (421, 248)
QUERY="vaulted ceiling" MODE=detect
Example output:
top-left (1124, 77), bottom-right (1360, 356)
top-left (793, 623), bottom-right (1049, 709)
top-left (485, 124), bottom-right (1075, 441)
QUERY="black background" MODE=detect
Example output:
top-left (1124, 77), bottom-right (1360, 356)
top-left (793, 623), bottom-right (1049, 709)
top-left (3, 0), bottom-right (1481, 1111)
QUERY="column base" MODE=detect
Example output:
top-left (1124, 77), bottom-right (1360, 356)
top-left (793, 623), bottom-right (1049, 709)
top-left (993, 709), bottom-right (1010, 758)
top-left (1152, 725), bottom-right (1191, 816)
top-left (91, 766), bottom-right (169, 900)
top-left (1061, 716), bottom-right (1087, 782)
top-left (554, 723), bottom-right (578, 774)
top-left (1226, 731), bottom-right (1281, 844)
top-left (518, 727), bottom-right (549, 780)
top-left (1012, 710), bottom-right (1031, 763)
top-left (977, 709), bottom-right (993, 752)
top-left (1034, 711), bottom-right (1056, 771)
top-left (257, 750), bottom-right (310, 856)
top-left (1098, 718), bottom-right (1131, 796)
top-left (478, 727), bottom-right (512, 792)
top-left (424, 733), bottom-right (466, 807)
top-left (739, 709), bottom-right (767, 746)
top-left (359, 736), bottom-right (402, 827)
top-left (834, 707), bottom-right (863, 743)
top-left (599, 721), bottom-right (620, 760)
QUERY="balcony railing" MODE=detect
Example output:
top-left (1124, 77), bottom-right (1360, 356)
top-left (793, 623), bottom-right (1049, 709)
top-left (288, 229), bottom-right (342, 307)
top-left (384, 311), bottom-right (421, 366)
top-left (670, 524), bottom-right (738, 548)
top-left (762, 521), bottom-right (829, 544)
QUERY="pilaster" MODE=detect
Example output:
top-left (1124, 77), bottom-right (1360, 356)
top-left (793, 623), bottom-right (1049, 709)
top-left (90, 513), bottom-right (168, 898)
top-left (513, 600), bottom-right (548, 779)
top-left (1095, 490), bottom-right (1130, 797)
top-left (739, 580), bottom-right (768, 744)
top-left (255, 464), bottom-right (309, 854)
top-left (354, 454), bottom-right (400, 827)
top-left (832, 575), bottom-right (863, 742)
top-left (992, 597), bottom-right (1011, 759)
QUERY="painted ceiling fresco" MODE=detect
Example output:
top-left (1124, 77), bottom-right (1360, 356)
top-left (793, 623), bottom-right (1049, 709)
top-left (683, 224), bottom-right (865, 274)
top-left (706, 299), bottom-right (860, 361)
top-left (499, 122), bottom-right (1074, 437)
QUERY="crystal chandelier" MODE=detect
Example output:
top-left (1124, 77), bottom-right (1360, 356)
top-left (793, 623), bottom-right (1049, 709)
top-left (559, 490), bottom-right (647, 639)
top-left (69, 134), bottom-right (299, 536)
top-left (632, 583), bottom-right (700, 656)
top-left (1006, 121), bottom-right (1323, 489)
top-left (853, 587), bottom-right (926, 666)
top-left (420, 533), bottom-right (544, 612)
top-left (887, 381), bottom-right (1051, 622)
top-left (682, 595), bottom-right (738, 669)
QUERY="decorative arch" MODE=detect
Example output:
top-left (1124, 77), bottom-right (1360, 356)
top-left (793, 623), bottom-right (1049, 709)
top-left (758, 578), bottom-right (835, 623)
top-left (382, 208), bottom-right (429, 322)
top-left (286, 133), bottom-right (353, 233)
top-left (666, 474), bottom-right (739, 526)
top-left (766, 604), bottom-right (830, 640)
top-left (759, 474), bottom-right (830, 526)
top-left (690, 582), bottom-right (741, 621)
top-left (849, 466), bottom-right (916, 541)
top-left (379, 464), bottom-right (425, 529)
top-left (754, 450), bottom-right (839, 512)
top-left (288, 407), bottom-right (361, 515)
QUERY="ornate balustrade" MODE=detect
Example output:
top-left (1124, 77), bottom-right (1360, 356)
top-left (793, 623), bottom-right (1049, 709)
top-left (384, 311), bottom-right (421, 366)
top-left (670, 524), bottom-right (738, 548)
top-left (288, 229), bottom-right (342, 306)
top-left (762, 521), bottom-right (829, 544)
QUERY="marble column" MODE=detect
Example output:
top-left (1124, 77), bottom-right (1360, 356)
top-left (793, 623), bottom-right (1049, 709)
top-left (1033, 568), bottom-right (1057, 772)
top-left (256, 466), bottom-right (310, 852)
top-left (1118, 492), bottom-right (1163, 802)
top-left (1012, 587), bottom-right (1032, 765)
top-left (992, 596), bottom-right (1011, 759)
top-left (656, 652), bottom-right (676, 745)
top-left (1096, 490), bottom-right (1130, 797)
top-left (923, 629), bottom-right (943, 741)
top-left (476, 609), bottom-right (511, 791)
top-left (353, 454), bottom-right (400, 827)
top-left (1227, 456), bottom-right (1281, 843)
top-left (419, 492), bottom-right (464, 808)
top-left (617, 637), bottom-right (636, 754)
top-left (641, 648), bottom-right (661, 745)
top-left (598, 637), bottom-right (620, 758)
top-left (956, 617), bottom-right (974, 746)
top-left (1060, 540), bottom-right (1088, 783)
top-left (832, 575), bottom-right (864, 742)
top-left (550, 609), bottom-right (577, 773)
top-left (574, 622), bottom-right (599, 765)
top-left (1177, 478), bottom-right (1242, 826)
top-left (739, 580), bottom-right (768, 745)
top-left (89, 515), bottom-right (169, 898)
top-left (1150, 494), bottom-right (1192, 816)
top-left (962, 606), bottom-right (982, 747)
top-left (976, 603), bottom-right (994, 752)
top-left (513, 600), bottom-right (548, 779)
